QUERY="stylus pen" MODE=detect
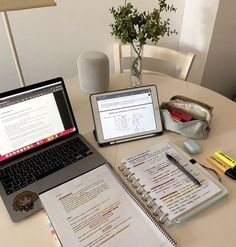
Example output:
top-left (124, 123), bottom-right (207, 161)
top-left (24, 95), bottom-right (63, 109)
top-left (166, 153), bottom-right (201, 186)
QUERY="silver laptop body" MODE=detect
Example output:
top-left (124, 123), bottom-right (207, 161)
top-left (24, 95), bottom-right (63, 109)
top-left (0, 77), bottom-right (106, 222)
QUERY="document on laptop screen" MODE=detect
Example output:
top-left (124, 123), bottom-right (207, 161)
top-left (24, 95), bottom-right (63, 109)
top-left (0, 93), bottom-right (64, 156)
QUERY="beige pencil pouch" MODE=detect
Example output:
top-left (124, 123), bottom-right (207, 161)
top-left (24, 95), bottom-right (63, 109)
top-left (160, 95), bottom-right (213, 139)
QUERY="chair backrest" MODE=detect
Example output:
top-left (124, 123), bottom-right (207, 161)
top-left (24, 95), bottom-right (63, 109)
top-left (113, 43), bottom-right (195, 81)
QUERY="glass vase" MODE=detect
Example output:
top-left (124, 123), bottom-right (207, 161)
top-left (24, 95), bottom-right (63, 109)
top-left (130, 43), bottom-right (143, 87)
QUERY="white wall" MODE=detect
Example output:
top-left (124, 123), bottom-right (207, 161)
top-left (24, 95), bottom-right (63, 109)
top-left (179, 0), bottom-right (220, 84)
top-left (202, 0), bottom-right (236, 99)
top-left (0, 0), bottom-right (185, 92)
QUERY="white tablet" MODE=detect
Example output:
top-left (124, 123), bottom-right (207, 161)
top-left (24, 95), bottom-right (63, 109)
top-left (90, 85), bottom-right (163, 146)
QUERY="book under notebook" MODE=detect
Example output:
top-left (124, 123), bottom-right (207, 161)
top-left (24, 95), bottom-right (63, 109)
top-left (119, 139), bottom-right (228, 226)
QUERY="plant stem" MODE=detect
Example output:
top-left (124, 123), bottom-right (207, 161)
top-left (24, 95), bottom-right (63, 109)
top-left (131, 43), bottom-right (142, 80)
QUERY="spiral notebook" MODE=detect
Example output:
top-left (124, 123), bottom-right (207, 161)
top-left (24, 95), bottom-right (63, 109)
top-left (119, 140), bottom-right (228, 226)
top-left (39, 163), bottom-right (176, 247)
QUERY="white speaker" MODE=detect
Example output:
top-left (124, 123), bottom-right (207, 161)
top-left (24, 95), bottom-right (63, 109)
top-left (77, 51), bottom-right (110, 93)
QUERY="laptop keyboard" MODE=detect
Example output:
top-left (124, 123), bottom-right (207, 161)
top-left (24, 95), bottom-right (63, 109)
top-left (0, 137), bottom-right (93, 195)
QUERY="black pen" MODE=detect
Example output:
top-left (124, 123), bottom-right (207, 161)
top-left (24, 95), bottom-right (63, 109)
top-left (166, 153), bottom-right (201, 186)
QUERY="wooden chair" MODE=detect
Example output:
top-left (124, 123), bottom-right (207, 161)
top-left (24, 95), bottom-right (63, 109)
top-left (113, 43), bottom-right (195, 81)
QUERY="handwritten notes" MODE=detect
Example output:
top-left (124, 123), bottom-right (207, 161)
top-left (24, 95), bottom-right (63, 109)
top-left (122, 140), bottom-right (222, 221)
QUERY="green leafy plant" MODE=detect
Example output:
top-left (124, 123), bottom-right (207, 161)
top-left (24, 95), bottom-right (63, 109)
top-left (110, 0), bottom-right (177, 47)
top-left (110, 0), bottom-right (177, 85)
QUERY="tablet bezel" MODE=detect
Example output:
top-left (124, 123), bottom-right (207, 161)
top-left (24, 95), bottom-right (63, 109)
top-left (90, 85), bottom-right (163, 146)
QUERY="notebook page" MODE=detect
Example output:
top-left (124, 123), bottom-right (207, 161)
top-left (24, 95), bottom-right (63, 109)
top-left (40, 164), bottom-right (174, 247)
top-left (122, 140), bottom-right (222, 221)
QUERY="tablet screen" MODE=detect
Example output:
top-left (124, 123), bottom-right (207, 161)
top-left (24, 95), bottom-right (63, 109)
top-left (97, 88), bottom-right (156, 139)
top-left (90, 85), bottom-right (162, 145)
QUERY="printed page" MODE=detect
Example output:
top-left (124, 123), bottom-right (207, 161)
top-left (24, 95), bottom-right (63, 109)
top-left (122, 140), bottom-right (222, 221)
top-left (40, 164), bottom-right (174, 247)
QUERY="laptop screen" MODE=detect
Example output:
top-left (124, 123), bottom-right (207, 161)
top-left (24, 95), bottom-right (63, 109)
top-left (0, 80), bottom-right (76, 162)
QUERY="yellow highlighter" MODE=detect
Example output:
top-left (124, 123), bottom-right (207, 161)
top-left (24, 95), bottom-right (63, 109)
top-left (214, 150), bottom-right (236, 168)
top-left (207, 156), bottom-right (236, 180)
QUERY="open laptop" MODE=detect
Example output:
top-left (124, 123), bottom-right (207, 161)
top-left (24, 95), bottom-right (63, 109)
top-left (0, 77), bottom-right (106, 222)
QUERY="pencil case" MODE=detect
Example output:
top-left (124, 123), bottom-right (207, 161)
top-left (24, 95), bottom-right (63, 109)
top-left (160, 95), bottom-right (213, 139)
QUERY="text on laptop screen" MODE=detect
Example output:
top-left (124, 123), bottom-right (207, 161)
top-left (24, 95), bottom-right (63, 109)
top-left (96, 88), bottom-right (157, 140)
top-left (0, 81), bottom-right (76, 162)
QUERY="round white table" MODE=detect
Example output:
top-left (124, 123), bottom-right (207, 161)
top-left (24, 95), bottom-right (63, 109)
top-left (1, 73), bottom-right (236, 247)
